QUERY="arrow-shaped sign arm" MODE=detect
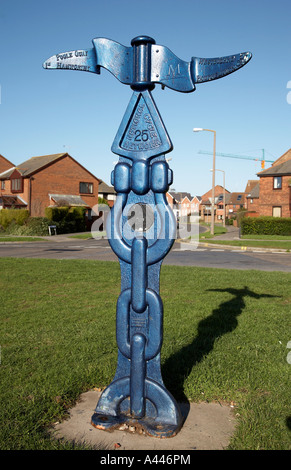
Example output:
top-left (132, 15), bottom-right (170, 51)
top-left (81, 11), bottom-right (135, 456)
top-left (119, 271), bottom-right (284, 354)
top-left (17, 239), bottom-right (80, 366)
top-left (43, 48), bottom-right (100, 74)
top-left (42, 38), bottom-right (133, 84)
top-left (190, 52), bottom-right (252, 83)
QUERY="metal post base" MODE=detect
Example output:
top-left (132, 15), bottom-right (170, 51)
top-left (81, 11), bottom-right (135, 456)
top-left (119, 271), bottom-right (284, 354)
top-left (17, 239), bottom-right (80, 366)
top-left (91, 376), bottom-right (183, 438)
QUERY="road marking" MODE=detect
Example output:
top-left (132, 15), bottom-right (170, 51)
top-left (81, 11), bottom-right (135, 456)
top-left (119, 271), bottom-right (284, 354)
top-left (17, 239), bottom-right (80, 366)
top-left (85, 245), bottom-right (110, 248)
top-left (210, 249), bottom-right (225, 252)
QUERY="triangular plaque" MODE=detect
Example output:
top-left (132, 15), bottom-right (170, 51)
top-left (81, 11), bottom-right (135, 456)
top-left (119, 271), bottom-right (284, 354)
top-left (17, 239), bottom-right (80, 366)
top-left (111, 90), bottom-right (173, 160)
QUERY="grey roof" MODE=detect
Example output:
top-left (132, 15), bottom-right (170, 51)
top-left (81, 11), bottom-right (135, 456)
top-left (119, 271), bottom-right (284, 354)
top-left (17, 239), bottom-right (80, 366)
top-left (49, 194), bottom-right (88, 207)
top-left (0, 153), bottom-right (66, 178)
top-left (98, 180), bottom-right (116, 194)
top-left (228, 192), bottom-right (246, 204)
top-left (246, 182), bottom-right (259, 198)
top-left (216, 193), bottom-right (231, 204)
top-left (258, 159), bottom-right (291, 176)
top-left (168, 191), bottom-right (193, 202)
top-left (245, 179), bottom-right (259, 193)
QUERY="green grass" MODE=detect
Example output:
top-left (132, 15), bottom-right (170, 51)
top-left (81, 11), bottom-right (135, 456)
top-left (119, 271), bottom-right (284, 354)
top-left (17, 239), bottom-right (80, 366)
top-left (200, 239), bottom-right (291, 250)
top-left (0, 258), bottom-right (290, 450)
top-left (68, 232), bottom-right (106, 240)
top-left (0, 236), bottom-right (45, 242)
top-left (242, 234), bottom-right (291, 241)
top-left (199, 223), bottom-right (227, 239)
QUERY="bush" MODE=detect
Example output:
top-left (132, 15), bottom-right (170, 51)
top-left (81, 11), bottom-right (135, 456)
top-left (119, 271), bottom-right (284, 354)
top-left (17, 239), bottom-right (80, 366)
top-left (45, 206), bottom-right (86, 234)
top-left (226, 218), bottom-right (234, 225)
top-left (45, 206), bottom-right (70, 222)
top-left (5, 217), bottom-right (51, 236)
top-left (241, 216), bottom-right (291, 236)
top-left (98, 197), bottom-right (109, 205)
top-left (0, 209), bottom-right (29, 229)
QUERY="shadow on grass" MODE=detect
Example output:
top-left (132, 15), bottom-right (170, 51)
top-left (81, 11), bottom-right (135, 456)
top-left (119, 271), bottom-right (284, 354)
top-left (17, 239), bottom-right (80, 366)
top-left (162, 286), bottom-right (278, 403)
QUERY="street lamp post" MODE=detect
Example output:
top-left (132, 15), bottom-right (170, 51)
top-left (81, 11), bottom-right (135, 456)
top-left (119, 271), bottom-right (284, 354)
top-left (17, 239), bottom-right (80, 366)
top-left (211, 168), bottom-right (225, 227)
top-left (193, 128), bottom-right (216, 235)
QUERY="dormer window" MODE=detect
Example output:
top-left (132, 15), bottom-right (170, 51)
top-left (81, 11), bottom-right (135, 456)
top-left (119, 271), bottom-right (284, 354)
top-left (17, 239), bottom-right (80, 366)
top-left (11, 177), bottom-right (22, 192)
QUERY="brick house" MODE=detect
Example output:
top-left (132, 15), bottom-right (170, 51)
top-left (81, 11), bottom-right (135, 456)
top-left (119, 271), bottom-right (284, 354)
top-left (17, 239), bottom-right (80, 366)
top-left (0, 153), bottom-right (100, 217)
top-left (246, 182), bottom-right (260, 216)
top-left (227, 192), bottom-right (247, 217)
top-left (98, 180), bottom-right (116, 208)
top-left (166, 191), bottom-right (201, 219)
top-left (255, 148), bottom-right (291, 218)
top-left (200, 185), bottom-right (231, 222)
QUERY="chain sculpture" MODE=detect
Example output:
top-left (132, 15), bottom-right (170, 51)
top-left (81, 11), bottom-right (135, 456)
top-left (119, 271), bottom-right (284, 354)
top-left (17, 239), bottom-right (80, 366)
top-left (44, 36), bottom-right (251, 438)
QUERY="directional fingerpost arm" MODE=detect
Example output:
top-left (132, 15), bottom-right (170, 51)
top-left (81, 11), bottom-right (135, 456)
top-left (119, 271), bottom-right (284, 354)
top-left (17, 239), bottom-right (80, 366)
top-left (43, 36), bottom-right (252, 92)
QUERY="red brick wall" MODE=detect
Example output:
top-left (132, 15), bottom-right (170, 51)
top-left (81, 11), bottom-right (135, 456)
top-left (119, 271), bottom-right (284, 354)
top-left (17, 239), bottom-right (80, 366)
top-left (246, 197), bottom-right (259, 214)
top-left (201, 185), bottom-right (229, 200)
top-left (0, 155), bottom-right (14, 174)
top-left (29, 155), bottom-right (99, 216)
top-left (1, 171), bottom-right (29, 204)
top-left (259, 176), bottom-right (291, 217)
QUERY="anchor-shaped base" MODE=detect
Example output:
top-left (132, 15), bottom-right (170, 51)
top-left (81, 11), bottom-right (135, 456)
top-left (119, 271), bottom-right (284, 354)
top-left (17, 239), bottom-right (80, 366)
top-left (91, 376), bottom-right (183, 438)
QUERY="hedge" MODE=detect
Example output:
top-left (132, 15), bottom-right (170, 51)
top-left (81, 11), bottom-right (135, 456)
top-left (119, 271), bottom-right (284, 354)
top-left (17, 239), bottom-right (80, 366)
top-left (0, 209), bottom-right (29, 229)
top-left (45, 206), bottom-right (70, 222)
top-left (45, 206), bottom-right (86, 234)
top-left (5, 217), bottom-right (51, 236)
top-left (241, 216), bottom-right (291, 236)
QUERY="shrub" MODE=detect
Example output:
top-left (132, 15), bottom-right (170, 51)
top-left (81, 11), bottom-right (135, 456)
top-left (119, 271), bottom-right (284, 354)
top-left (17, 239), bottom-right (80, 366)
top-left (98, 197), bottom-right (109, 205)
top-left (0, 209), bottom-right (29, 229)
top-left (45, 206), bottom-right (86, 234)
top-left (6, 217), bottom-right (51, 236)
top-left (226, 218), bottom-right (233, 225)
top-left (45, 206), bottom-right (69, 222)
top-left (241, 216), bottom-right (291, 236)
top-left (236, 208), bottom-right (247, 227)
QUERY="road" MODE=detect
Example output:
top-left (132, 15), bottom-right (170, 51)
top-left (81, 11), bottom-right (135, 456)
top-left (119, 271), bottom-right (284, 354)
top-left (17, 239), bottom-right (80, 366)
top-left (0, 237), bottom-right (290, 272)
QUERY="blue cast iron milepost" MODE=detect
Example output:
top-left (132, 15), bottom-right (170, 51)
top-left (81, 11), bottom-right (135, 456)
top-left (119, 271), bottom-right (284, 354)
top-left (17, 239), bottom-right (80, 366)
top-left (43, 36), bottom-right (251, 438)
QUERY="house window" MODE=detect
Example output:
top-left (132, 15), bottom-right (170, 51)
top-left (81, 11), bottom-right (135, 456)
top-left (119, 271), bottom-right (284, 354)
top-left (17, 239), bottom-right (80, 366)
top-left (1, 181), bottom-right (5, 190)
top-left (273, 176), bottom-right (282, 189)
top-left (272, 206), bottom-right (282, 217)
top-left (11, 178), bottom-right (22, 192)
top-left (79, 182), bottom-right (93, 194)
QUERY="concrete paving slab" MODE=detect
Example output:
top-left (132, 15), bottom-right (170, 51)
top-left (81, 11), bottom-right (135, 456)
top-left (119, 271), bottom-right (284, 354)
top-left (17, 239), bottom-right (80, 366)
top-left (51, 390), bottom-right (236, 451)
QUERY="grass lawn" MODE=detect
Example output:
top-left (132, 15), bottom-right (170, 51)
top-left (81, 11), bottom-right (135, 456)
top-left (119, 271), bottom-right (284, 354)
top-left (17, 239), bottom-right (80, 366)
top-left (199, 223), bottom-right (227, 239)
top-left (0, 237), bottom-right (45, 242)
top-left (0, 258), bottom-right (290, 450)
top-left (200, 239), bottom-right (291, 250)
top-left (242, 234), bottom-right (291, 241)
top-left (68, 232), bottom-right (106, 240)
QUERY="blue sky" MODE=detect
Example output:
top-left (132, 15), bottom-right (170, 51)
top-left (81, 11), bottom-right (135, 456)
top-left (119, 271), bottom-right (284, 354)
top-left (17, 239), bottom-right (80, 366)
top-left (0, 0), bottom-right (290, 196)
